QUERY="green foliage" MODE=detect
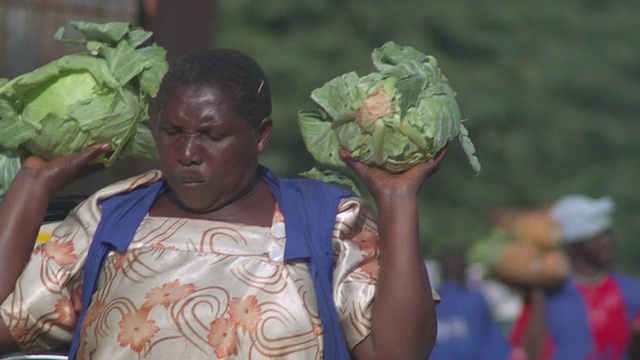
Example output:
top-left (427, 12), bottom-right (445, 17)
top-left (214, 0), bottom-right (640, 274)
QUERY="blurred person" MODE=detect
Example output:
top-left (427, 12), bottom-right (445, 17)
top-left (0, 49), bottom-right (443, 359)
top-left (511, 195), bottom-right (640, 360)
top-left (430, 250), bottom-right (512, 360)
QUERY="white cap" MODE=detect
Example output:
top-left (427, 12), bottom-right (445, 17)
top-left (550, 194), bottom-right (614, 244)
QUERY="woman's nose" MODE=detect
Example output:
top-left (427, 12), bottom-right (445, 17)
top-left (176, 135), bottom-right (203, 166)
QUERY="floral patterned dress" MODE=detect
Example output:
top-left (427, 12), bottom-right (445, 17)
top-left (1, 171), bottom-right (380, 359)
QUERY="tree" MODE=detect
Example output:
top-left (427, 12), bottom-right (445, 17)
top-left (213, 0), bottom-right (640, 273)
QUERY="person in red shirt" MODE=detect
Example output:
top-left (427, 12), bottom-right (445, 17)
top-left (511, 195), bottom-right (640, 360)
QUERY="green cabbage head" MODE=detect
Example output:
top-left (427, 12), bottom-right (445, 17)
top-left (298, 41), bottom-right (480, 192)
top-left (0, 21), bottom-right (168, 200)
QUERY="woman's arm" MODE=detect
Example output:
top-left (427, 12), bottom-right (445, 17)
top-left (0, 171), bottom-right (53, 352)
top-left (347, 149), bottom-right (446, 360)
top-left (0, 143), bottom-right (111, 352)
top-left (521, 288), bottom-right (548, 360)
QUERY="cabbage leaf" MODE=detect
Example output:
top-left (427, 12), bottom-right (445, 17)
top-left (298, 41), bottom-right (480, 192)
top-left (0, 20), bottom-right (168, 200)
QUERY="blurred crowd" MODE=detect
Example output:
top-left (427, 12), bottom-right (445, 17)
top-left (430, 194), bottom-right (640, 360)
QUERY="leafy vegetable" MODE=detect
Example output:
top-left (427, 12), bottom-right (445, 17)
top-left (298, 41), bottom-right (480, 190)
top-left (0, 21), bottom-right (168, 200)
top-left (468, 218), bottom-right (569, 287)
top-left (466, 229), bottom-right (511, 267)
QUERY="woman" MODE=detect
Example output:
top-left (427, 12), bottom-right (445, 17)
top-left (0, 49), bottom-right (443, 359)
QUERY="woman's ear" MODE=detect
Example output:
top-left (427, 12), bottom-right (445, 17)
top-left (256, 116), bottom-right (273, 153)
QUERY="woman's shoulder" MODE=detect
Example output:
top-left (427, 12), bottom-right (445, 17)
top-left (89, 169), bottom-right (163, 201)
top-left (71, 170), bottom-right (163, 224)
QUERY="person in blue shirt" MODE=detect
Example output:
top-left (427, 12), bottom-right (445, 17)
top-left (431, 250), bottom-right (512, 360)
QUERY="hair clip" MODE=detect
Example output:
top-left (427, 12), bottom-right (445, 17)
top-left (257, 79), bottom-right (265, 95)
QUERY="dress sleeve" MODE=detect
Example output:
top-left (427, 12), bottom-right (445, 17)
top-left (331, 197), bottom-right (379, 350)
top-left (0, 208), bottom-right (95, 351)
top-left (330, 197), bottom-right (440, 351)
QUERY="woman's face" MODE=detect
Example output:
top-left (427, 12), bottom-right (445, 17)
top-left (154, 85), bottom-right (271, 213)
top-left (575, 229), bottom-right (615, 270)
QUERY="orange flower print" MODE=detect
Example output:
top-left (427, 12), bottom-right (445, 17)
top-left (352, 228), bottom-right (379, 255)
top-left (54, 297), bottom-right (77, 328)
top-left (207, 318), bottom-right (239, 358)
top-left (42, 240), bottom-right (78, 266)
top-left (33, 246), bottom-right (44, 256)
top-left (78, 300), bottom-right (104, 360)
top-left (82, 300), bottom-right (104, 329)
top-left (117, 309), bottom-right (159, 353)
top-left (114, 252), bottom-right (127, 270)
top-left (313, 324), bottom-right (323, 337)
top-left (12, 325), bottom-right (30, 343)
top-left (359, 258), bottom-right (379, 278)
top-left (72, 287), bottom-right (83, 313)
top-left (228, 295), bottom-right (263, 333)
top-left (143, 279), bottom-right (196, 309)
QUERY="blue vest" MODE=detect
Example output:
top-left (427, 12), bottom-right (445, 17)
top-left (68, 166), bottom-right (353, 359)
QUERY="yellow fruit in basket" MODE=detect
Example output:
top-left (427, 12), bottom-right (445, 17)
top-left (491, 241), bottom-right (541, 283)
top-left (540, 249), bottom-right (570, 283)
top-left (491, 241), bottom-right (568, 287)
top-left (509, 211), bottom-right (563, 249)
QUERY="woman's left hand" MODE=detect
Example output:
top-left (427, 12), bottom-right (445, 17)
top-left (340, 147), bottom-right (447, 200)
top-left (344, 147), bottom-right (446, 360)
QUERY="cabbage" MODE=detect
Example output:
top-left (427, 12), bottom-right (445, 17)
top-left (298, 41), bottom-right (480, 191)
top-left (466, 229), bottom-right (511, 267)
top-left (0, 21), bottom-right (168, 199)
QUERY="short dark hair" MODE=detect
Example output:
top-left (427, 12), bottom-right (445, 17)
top-left (156, 48), bottom-right (271, 131)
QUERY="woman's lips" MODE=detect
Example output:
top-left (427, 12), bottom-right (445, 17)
top-left (176, 174), bottom-right (206, 185)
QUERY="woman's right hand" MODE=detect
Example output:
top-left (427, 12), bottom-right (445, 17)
top-left (18, 142), bottom-right (112, 195)
top-left (0, 145), bottom-right (111, 355)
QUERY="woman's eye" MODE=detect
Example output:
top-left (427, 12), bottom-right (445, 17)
top-left (162, 128), bottom-right (180, 136)
top-left (204, 131), bottom-right (223, 140)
